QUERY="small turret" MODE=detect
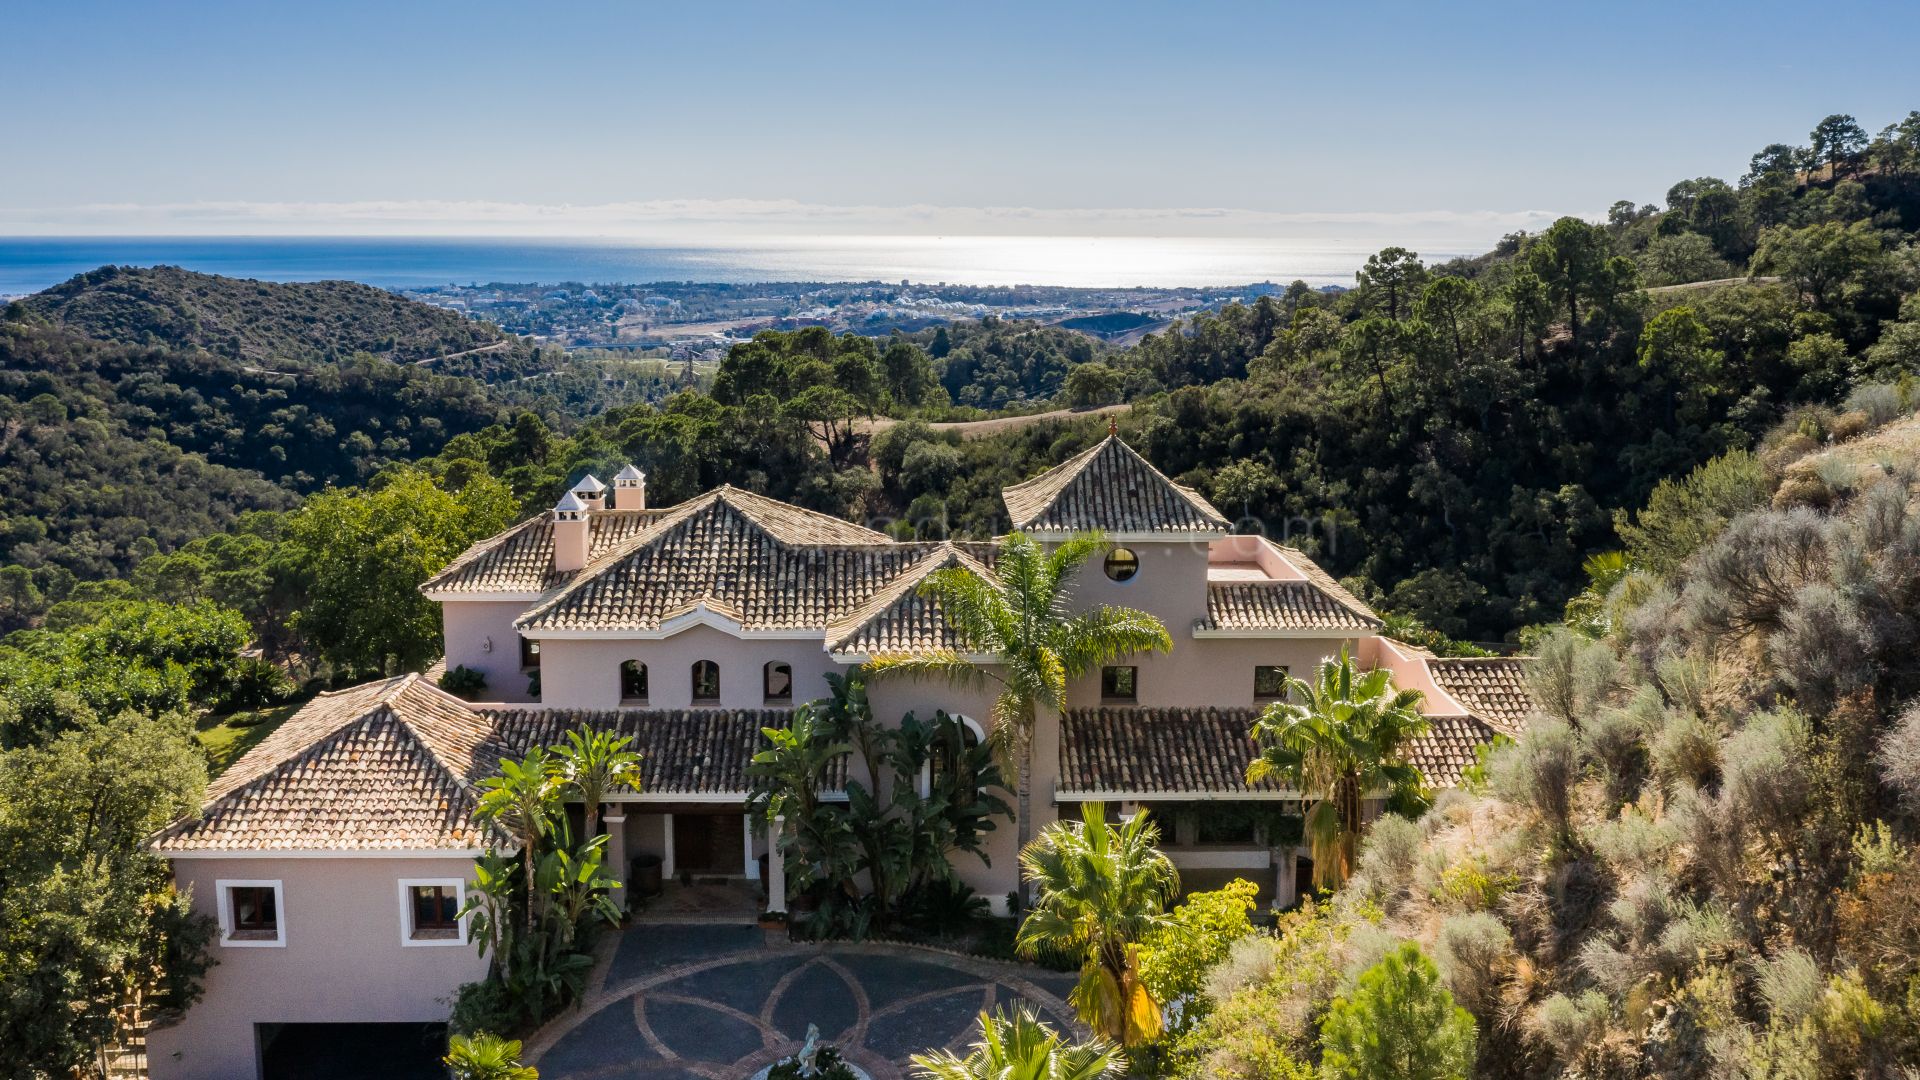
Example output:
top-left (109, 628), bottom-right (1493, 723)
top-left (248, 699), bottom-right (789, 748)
top-left (612, 463), bottom-right (647, 511)
top-left (552, 491), bottom-right (589, 572)
top-left (571, 474), bottom-right (606, 512)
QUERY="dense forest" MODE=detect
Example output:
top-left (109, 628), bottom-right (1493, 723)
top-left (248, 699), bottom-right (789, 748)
top-left (20, 265), bottom-right (532, 373)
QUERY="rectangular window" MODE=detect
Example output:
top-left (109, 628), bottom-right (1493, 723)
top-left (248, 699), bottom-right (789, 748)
top-left (398, 879), bottom-right (467, 947)
top-left (1100, 665), bottom-right (1137, 702)
top-left (519, 636), bottom-right (541, 670)
top-left (217, 879), bottom-right (285, 947)
top-left (1254, 665), bottom-right (1290, 701)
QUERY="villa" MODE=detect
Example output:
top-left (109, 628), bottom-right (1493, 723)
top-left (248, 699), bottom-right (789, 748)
top-left (145, 434), bottom-right (1531, 1078)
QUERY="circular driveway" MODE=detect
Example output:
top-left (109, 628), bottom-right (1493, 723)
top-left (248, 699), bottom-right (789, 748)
top-left (527, 925), bottom-right (1082, 1080)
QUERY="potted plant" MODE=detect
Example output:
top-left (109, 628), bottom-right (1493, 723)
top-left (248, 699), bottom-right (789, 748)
top-left (757, 909), bottom-right (788, 930)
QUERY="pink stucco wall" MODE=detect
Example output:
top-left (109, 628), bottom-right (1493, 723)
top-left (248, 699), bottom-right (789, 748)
top-left (866, 675), bottom-right (1021, 907)
top-left (1067, 539), bottom-right (1211, 631)
top-left (441, 599), bottom-right (539, 703)
top-left (150, 855), bottom-right (487, 1080)
top-left (533, 626), bottom-right (837, 710)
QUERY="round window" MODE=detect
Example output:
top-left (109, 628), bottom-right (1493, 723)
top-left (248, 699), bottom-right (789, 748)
top-left (1104, 547), bottom-right (1140, 582)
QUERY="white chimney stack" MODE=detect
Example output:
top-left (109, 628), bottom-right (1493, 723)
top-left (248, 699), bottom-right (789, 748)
top-left (571, 474), bottom-right (606, 512)
top-left (552, 491), bottom-right (590, 572)
top-left (612, 463), bottom-right (647, 511)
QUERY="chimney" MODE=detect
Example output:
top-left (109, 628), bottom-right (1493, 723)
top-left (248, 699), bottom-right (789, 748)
top-left (552, 491), bottom-right (589, 572)
top-left (571, 474), bottom-right (606, 512)
top-left (612, 463), bottom-right (647, 510)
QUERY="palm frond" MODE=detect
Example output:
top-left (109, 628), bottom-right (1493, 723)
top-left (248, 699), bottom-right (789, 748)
top-left (864, 651), bottom-right (992, 690)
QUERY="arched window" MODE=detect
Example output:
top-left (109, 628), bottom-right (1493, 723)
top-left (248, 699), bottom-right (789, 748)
top-left (691, 660), bottom-right (721, 704)
top-left (925, 714), bottom-right (986, 798)
top-left (763, 662), bottom-right (793, 704)
top-left (619, 660), bottom-right (648, 704)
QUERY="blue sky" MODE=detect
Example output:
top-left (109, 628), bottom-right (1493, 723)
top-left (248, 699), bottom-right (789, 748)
top-left (5, 0), bottom-right (1918, 243)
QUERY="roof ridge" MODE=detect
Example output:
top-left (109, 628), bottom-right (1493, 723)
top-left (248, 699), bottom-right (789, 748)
top-left (420, 515), bottom-right (546, 592)
top-left (512, 489), bottom-right (730, 629)
top-left (1002, 435), bottom-right (1229, 534)
top-left (825, 543), bottom-right (976, 647)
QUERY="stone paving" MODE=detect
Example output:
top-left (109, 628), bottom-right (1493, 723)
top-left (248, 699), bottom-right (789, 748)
top-left (525, 925), bottom-right (1081, 1080)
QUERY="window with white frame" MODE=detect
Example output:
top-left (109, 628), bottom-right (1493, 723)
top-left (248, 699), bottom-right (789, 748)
top-left (397, 878), bottom-right (467, 946)
top-left (216, 879), bottom-right (285, 947)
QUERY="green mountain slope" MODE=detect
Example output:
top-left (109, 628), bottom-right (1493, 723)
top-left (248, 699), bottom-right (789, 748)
top-left (21, 265), bottom-right (498, 365)
top-left (0, 289), bottom-right (521, 580)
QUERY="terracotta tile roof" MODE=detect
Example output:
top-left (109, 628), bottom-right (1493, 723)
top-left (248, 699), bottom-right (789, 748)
top-left (1200, 581), bottom-right (1382, 633)
top-left (1427, 657), bottom-right (1536, 737)
top-left (516, 488), bottom-right (932, 634)
top-left (824, 542), bottom-right (999, 656)
top-left (1058, 705), bottom-right (1501, 797)
top-left (1277, 545), bottom-right (1380, 623)
top-left (1002, 436), bottom-right (1229, 536)
top-left (153, 675), bottom-right (511, 852)
top-left (484, 708), bottom-right (848, 796)
top-left (1061, 707), bottom-right (1284, 796)
top-left (420, 509), bottom-right (663, 595)
top-left (1405, 713), bottom-right (1504, 789)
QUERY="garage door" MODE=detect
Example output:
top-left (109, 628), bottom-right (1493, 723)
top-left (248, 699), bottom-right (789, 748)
top-left (257, 1022), bottom-right (448, 1080)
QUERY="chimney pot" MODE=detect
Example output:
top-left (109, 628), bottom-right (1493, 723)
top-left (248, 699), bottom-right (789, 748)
top-left (570, 474), bottom-right (606, 512)
top-left (612, 463), bottom-right (647, 511)
top-left (552, 492), bottom-right (590, 572)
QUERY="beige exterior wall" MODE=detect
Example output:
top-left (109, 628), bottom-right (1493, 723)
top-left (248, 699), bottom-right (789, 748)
top-left (1067, 634), bottom-right (1368, 709)
top-left (441, 599), bottom-right (539, 703)
top-left (150, 855), bottom-right (487, 1080)
top-left (533, 626), bottom-right (835, 710)
top-left (866, 674), bottom-right (1021, 908)
top-left (1066, 539), bottom-right (1211, 630)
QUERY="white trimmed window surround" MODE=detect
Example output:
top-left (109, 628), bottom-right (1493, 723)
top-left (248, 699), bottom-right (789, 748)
top-left (215, 879), bottom-right (286, 948)
top-left (397, 878), bottom-right (469, 947)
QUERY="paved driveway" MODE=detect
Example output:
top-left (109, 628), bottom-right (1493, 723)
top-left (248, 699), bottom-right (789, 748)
top-left (525, 926), bottom-right (1081, 1080)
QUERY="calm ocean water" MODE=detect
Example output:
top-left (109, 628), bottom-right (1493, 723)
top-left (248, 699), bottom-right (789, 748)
top-left (0, 235), bottom-right (1462, 296)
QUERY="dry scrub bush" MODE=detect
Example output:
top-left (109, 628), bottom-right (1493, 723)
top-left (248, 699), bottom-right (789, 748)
top-left (1875, 701), bottom-right (1920, 814)
top-left (1529, 630), bottom-right (1621, 726)
top-left (1434, 912), bottom-right (1514, 1019)
top-left (1683, 508), bottom-right (1834, 635)
top-left (1491, 717), bottom-right (1579, 845)
top-left (1844, 381), bottom-right (1904, 426)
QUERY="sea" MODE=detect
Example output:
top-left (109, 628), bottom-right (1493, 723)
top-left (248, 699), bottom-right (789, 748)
top-left (0, 235), bottom-right (1477, 296)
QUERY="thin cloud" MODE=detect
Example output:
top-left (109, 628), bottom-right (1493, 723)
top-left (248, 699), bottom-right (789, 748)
top-left (0, 198), bottom-right (1574, 246)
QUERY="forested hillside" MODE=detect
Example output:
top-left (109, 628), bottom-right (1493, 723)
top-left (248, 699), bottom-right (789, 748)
top-left (870, 112), bottom-right (1920, 641)
top-left (0, 280), bottom-right (525, 586)
top-left (3, 112), bottom-right (1917, 652)
top-left (19, 265), bottom-right (545, 376)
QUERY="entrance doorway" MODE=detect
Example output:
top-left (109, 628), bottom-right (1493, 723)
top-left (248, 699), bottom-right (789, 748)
top-left (673, 812), bottom-right (746, 877)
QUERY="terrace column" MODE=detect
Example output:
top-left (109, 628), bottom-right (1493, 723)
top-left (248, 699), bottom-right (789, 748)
top-left (603, 813), bottom-right (629, 913)
top-left (662, 814), bottom-right (676, 880)
top-left (766, 815), bottom-right (786, 915)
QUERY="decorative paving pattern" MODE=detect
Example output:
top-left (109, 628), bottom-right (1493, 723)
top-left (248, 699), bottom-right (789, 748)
top-left (526, 926), bottom-right (1080, 1080)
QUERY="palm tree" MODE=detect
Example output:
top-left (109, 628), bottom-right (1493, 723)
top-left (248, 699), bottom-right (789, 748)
top-left (1246, 648), bottom-right (1428, 891)
top-left (910, 1006), bottom-right (1127, 1080)
top-left (868, 531), bottom-right (1172, 861)
top-left (475, 745), bottom-right (563, 934)
top-left (1016, 803), bottom-right (1179, 1047)
top-left (444, 1032), bottom-right (537, 1080)
top-left (556, 726), bottom-right (644, 841)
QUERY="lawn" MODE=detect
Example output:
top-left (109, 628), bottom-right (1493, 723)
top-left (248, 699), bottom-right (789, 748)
top-left (197, 702), bottom-right (303, 777)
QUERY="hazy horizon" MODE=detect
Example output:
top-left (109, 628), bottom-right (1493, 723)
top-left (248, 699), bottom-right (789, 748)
top-left (7, 1), bottom-right (1918, 246)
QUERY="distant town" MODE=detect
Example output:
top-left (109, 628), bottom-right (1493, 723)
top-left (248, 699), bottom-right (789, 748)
top-left (397, 278), bottom-right (1340, 359)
